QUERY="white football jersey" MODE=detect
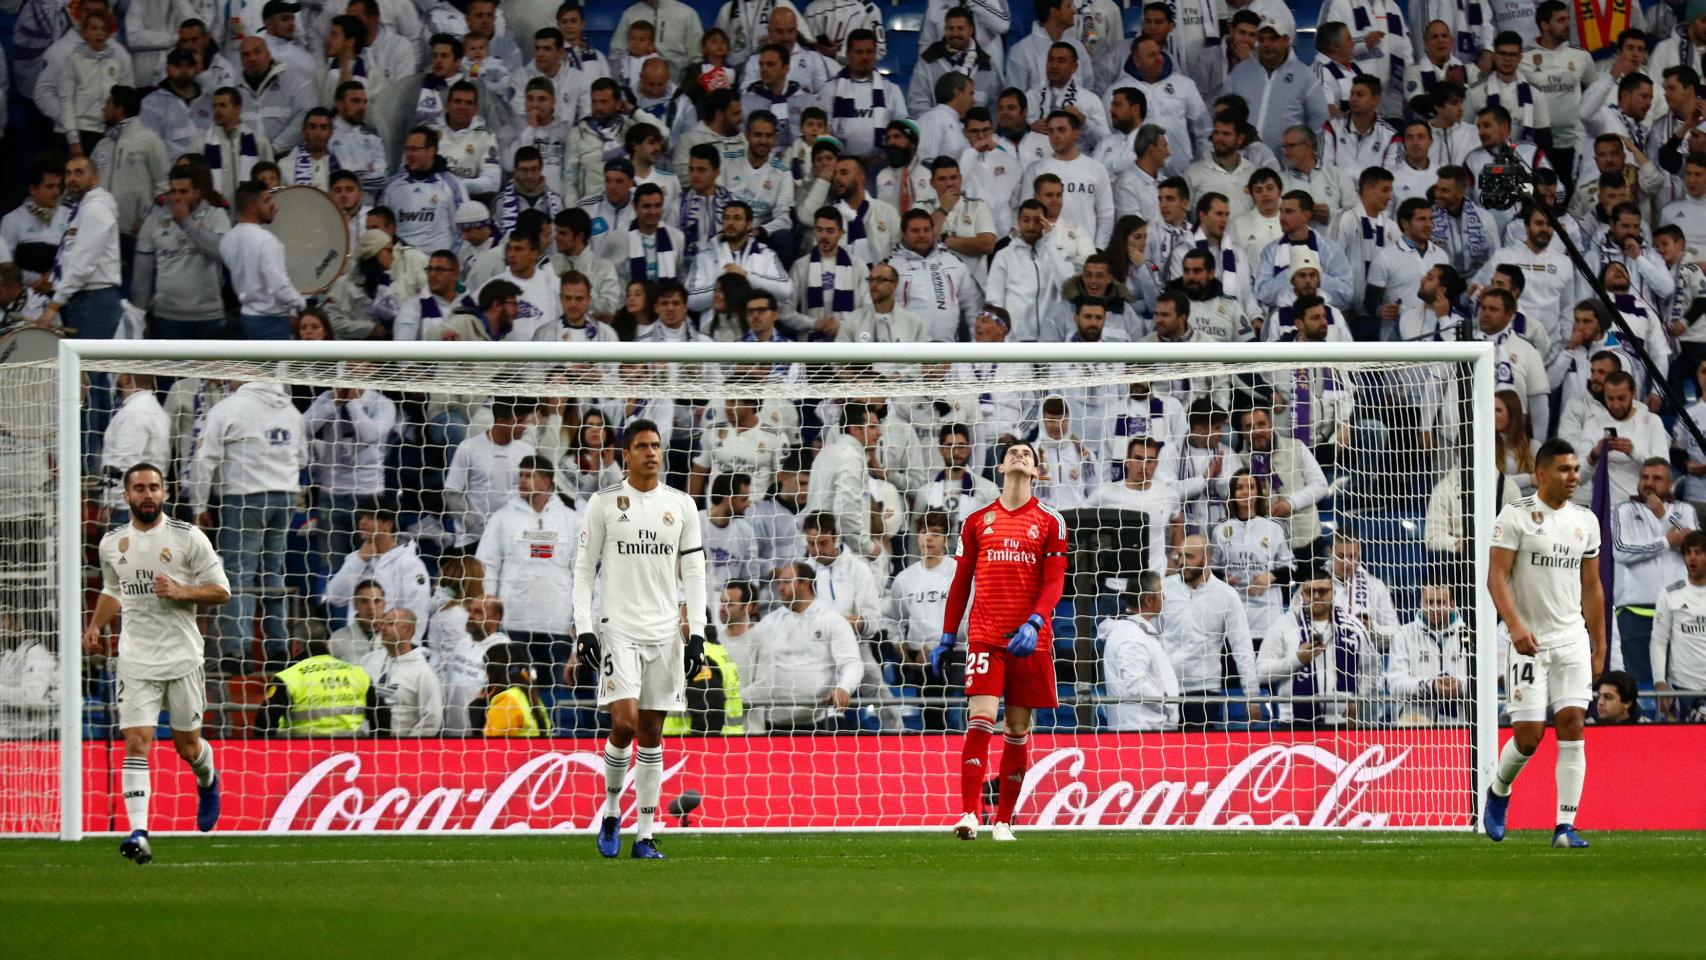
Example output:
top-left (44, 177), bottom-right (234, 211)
top-left (573, 479), bottom-right (708, 644)
top-left (1491, 494), bottom-right (1600, 648)
top-left (98, 518), bottom-right (229, 680)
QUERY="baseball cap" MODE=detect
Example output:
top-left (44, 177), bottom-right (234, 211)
top-left (1290, 248), bottom-right (1322, 274)
top-left (1258, 15), bottom-right (1292, 37)
top-left (454, 200), bottom-right (490, 227)
top-left (262, 0), bottom-right (301, 19)
top-left (604, 157), bottom-right (635, 177)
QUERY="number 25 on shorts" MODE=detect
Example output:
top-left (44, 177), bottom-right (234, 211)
top-left (966, 651), bottom-right (990, 676)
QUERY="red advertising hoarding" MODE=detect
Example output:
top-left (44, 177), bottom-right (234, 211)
top-left (16, 727), bottom-right (1700, 834)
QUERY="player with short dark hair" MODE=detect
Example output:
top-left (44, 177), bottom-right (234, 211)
top-left (933, 440), bottom-right (1068, 841)
top-left (1484, 439), bottom-right (1606, 847)
top-left (573, 419), bottom-right (707, 859)
top-left (87, 463), bottom-right (233, 863)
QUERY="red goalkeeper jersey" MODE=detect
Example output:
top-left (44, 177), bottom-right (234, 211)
top-left (942, 496), bottom-right (1070, 647)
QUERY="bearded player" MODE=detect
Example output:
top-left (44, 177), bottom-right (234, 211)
top-left (932, 441), bottom-right (1068, 841)
top-left (85, 463), bottom-right (232, 864)
top-left (1484, 438), bottom-right (1606, 847)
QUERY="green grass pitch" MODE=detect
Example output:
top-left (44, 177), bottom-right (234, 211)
top-left (2, 832), bottom-right (1702, 958)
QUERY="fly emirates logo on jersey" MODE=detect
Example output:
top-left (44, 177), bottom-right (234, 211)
top-left (984, 538), bottom-right (1039, 565)
top-left (618, 527), bottom-right (676, 556)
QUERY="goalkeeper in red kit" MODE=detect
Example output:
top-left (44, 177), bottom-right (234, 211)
top-left (932, 440), bottom-right (1069, 842)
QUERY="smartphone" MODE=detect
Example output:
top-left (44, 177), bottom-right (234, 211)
top-left (1605, 427), bottom-right (1619, 439)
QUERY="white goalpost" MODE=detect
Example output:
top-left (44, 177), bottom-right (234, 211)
top-left (6, 339), bottom-right (1498, 838)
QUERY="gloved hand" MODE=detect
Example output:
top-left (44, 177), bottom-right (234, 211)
top-left (1007, 614), bottom-right (1045, 657)
top-left (929, 633), bottom-right (956, 675)
top-left (684, 634), bottom-right (707, 681)
top-left (576, 633), bottom-right (601, 672)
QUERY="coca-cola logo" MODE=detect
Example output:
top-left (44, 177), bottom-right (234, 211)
top-left (266, 750), bottom-right (687, 833)
top-left (1022, 744), bottom-right (1413, 828)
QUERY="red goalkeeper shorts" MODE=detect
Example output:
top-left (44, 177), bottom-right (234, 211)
top-left (963, 641), bottom-right (1059, 708)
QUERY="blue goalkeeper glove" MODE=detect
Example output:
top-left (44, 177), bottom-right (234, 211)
top-left (1007, 614), bottom-right (1045, 657)
top-left (929, 633), bottom-right (956, 675)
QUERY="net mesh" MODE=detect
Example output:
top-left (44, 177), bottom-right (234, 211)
top-left (0, 361), bottom-right (58, 835)
top-left (13, 348), bottom-right (1491, 833)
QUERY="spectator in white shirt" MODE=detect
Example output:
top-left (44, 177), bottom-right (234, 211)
top-left (100, 374), bottom-right (170, 520)
top-left (477, 455), bottom-right (583, 697)
top-left (1329, 534), bottom-right (1401, 651)
top-left (362, 608), bottom-right (445, 737)
top-left (304, 385), bottom-right (396, 564)
top-left (446, 399), bottom-right (539, 547)
top-left (1101, 572), bottom-right (1183, 732)
top-left (1164, 534), bottom-right (1259, 725)
top-left (329, 578), bottom-right (387, 664)
top-left (1256, 559), bottom-right (1375, 727)
top-left (1611, 458), bottom-right (1699, 685)
top-left (1574, 370), bottom-right (1669, 505)
top-left (219, 181), bottom-right (305, 340)
top-left (189, 379), bottom-right (308, 672)
top-left (749, 560), bottom-right (863, 731)
top-left (325, 501), bottom-right (435, 641)
top-left (1385, 583), bottom-right (1471, 726)
top-left (888, 511), bottom-right (962, 726)
top-left (702, 472), bottom-right (766, 607)
top-left (438, 594), bottom-right (514, 735)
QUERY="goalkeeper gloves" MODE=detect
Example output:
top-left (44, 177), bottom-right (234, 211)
top-left (684, 634), bottom-right (707, 681)
top-left (1007, 614), bottom-right (1045, 657)
top-left (929, 633), bottom-right (956, 675)
top-left (576, 633), bottom-right (600, 672)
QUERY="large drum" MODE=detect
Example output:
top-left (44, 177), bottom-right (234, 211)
top-left (0, 326), bottom-right (62, 440)
top-left (265, 186), bottom-right (350, 295)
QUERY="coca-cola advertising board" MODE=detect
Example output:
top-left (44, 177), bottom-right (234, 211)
top-left (19, 727), bottom-right (1704, 834)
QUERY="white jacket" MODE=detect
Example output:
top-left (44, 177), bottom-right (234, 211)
top-left (187, 382), bottom-right (307, 509)
top-left (749, 598), bottom-right (863, 723)
top-left (1101, 614), bottom-right (1181, 731)
top-left (219, 222), bottom-right (305, 316)
top-left (804, 433), bottom-right (873, 555)
top-left (984, 237), bottom-right (1073, 342)
top-left (325, 538), bottom-right (435, 636)
top-left (90, 120), bottom-right (170, 236)
top-left (60, 42), bottom-right (132, 139)
top-left (360, 646), bottom-right (444, 737)
top-left (1384, 615), bottom-right (1471, 725)
top-left (1162, 573), bottom-right (1256, 694)
top-left (101, 389), bottom-right (171, 509)
top-left (476, 495), bottom-right (583, 635)
top-left (52, 188), bottom-right (122, 303)
top-left (304, 390), bottom-right (397, 497)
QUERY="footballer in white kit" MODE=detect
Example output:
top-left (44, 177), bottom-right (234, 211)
top-left (1484, 439), bottom-right (1606, 848)
top-left (86, 463), bottom-right (232, 863)
top-left (572, 419), bottom-right (708, 860)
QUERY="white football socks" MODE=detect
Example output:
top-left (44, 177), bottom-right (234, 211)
top-left (188, 740), bottom-right (217, 788)
top-left (634, 746), bottom-right (663, 839)
top-left (601, 742), bottom-right (632, 819)
top-left (1555, 740), bottom-right (1586, 826)
top-left (1490, 740), bottom-right (1531, 798)
top-left (121, 756), bottom-right (150, 833)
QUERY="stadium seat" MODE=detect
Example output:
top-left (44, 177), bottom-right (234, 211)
top-left (1344, 512), bottom-right (1429, 611)
top-left (1122, 5), bottom-right (1144, 37)
top-left (583, 8), bottom-right (623, 33)
top-left (881, 30), bottom-right (920, 90)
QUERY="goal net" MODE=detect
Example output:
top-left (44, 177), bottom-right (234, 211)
top-left (13, 340), bottom-right (1498, 836)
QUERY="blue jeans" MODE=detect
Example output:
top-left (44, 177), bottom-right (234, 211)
top-left (312, 490), bottom-right (370, 575)
top-left (66, 286), bottom-right (124, 472)
top-left (241, 313), bottom-right (293, 340)
top-left (1617, 608), bottom-right (1655, 687)
top-left (152, 316), bottom-right (226, 340)
top-left (216, 490), bottom-right (293, 669)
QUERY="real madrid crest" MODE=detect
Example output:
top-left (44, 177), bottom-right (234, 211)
top-left (159, 547), bottom-right (173, 563)
top-left (664, 511), bottom-right (675, 526)
top-left (118, 537), bottom-right (129, 553)
top-left (1530, 511), bottom-right (1543, 524)
top-left (617, 496), bottom-right (630, 510)
top-left (1027, 524), bottom-right (1040, 539)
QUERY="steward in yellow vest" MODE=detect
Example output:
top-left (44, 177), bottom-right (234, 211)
top-left (258, 646), bottom-right (374, 735)
top-left (663, 640), bottom-right (744, 735)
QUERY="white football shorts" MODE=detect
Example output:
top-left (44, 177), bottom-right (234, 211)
top-left (1505, 637), bottom-right (1592, 722)
top-left (116, 660), bottom-right (207, 732)
top-left (597, 633), bottom-right (686, 712)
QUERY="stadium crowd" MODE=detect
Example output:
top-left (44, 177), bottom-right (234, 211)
top-left (5, 0), bottom-right (1706, 737)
